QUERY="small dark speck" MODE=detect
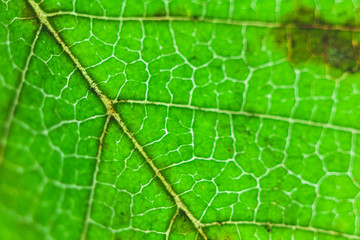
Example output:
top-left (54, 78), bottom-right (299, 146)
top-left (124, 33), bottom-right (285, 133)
top-left (264, 224), bottom-right (271, 233)
top-left (192, 16), bottom-right (199, 21)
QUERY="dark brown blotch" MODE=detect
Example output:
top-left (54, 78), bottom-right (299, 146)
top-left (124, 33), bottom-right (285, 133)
top-left (272, 5), bottom-right (359, 74)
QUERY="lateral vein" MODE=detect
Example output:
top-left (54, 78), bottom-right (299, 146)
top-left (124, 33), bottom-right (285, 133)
top-left (114, 100), bottom-right (360, 134)
top-left (81, 115), bottom-right (111, 240)
top-left (45, 11), bottom-right (360, 32)
top-left (203, 221), bottom-right (360, 239)
top-left (0, 24), bottom-right (43, 167)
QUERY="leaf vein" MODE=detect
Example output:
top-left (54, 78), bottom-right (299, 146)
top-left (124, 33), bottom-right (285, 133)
top-left (115, 100), bottom-right (360, 134)
top-left (44, 12), bottom-right (360, 32)
top-left (27, 1), bottom-right (208, 239)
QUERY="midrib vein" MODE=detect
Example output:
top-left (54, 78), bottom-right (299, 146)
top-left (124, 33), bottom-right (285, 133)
top-left (115, 100), bottom-right (360, 134)
top-left (45, 11), bottom-right (360, 32)
top-left (27, 0), bottom-right (207, 239)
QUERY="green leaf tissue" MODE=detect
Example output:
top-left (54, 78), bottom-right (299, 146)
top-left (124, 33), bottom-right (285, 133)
top-left (1, 0), bottom-right (360, 239)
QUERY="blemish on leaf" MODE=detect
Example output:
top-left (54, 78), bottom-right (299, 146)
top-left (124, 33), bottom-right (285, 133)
top-left (272, 5), bottom-right (360, 74)
top-left (192, 16), bottom-right (199, 21)
top-left (264, 223), bottom-right (271, 233)
top-left (22, 1), bottom-right (36, 19)
top-left (88, 86), bottom-right (98, 96)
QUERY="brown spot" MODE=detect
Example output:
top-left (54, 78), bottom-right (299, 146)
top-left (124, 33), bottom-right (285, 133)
top-left (272, 5), bottom-right (359, 75)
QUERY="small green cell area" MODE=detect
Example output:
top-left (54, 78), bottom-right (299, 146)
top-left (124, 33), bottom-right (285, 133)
top-left (0, 207), bottom-right (45, 240)
top-left (354, 136), bottom-right (360, 182)
top-left (0, 153), bottom-right (44, 218)
top-left (314, 175), bottom-right (359, 233)
top-left (193, 111), bottom-right (235, 159)
top-left (233, 116), bottom-right (288, 174)
top-left (293, 73), bottom-right (336, 123)
top-left (94, 120), bottom-right (175, 232)
top-left (286, 125), bottom-right (353, 177)
top-left (87, 222), bottom-right (166, 240)
top-left (312, 197), bottom-right (356, 235)
top-left (332, 73), bottom-right (360, 129)
top-left (244, 27), bottom-right (276, 67)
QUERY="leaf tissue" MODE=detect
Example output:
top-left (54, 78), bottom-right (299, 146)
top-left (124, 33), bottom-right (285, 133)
top-left (1, 0), bottom-right (360, 239)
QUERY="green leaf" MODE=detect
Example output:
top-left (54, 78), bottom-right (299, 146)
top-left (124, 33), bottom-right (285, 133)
top-left (1, 0), bottom-right (360, 239)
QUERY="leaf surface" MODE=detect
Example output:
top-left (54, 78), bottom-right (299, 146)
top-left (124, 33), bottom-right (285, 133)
top-left (1, 0), bottom-right (360, 239)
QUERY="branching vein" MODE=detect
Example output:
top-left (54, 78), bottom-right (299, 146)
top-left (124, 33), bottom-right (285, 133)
top-left (27, 0), bottom-right (207, 239)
